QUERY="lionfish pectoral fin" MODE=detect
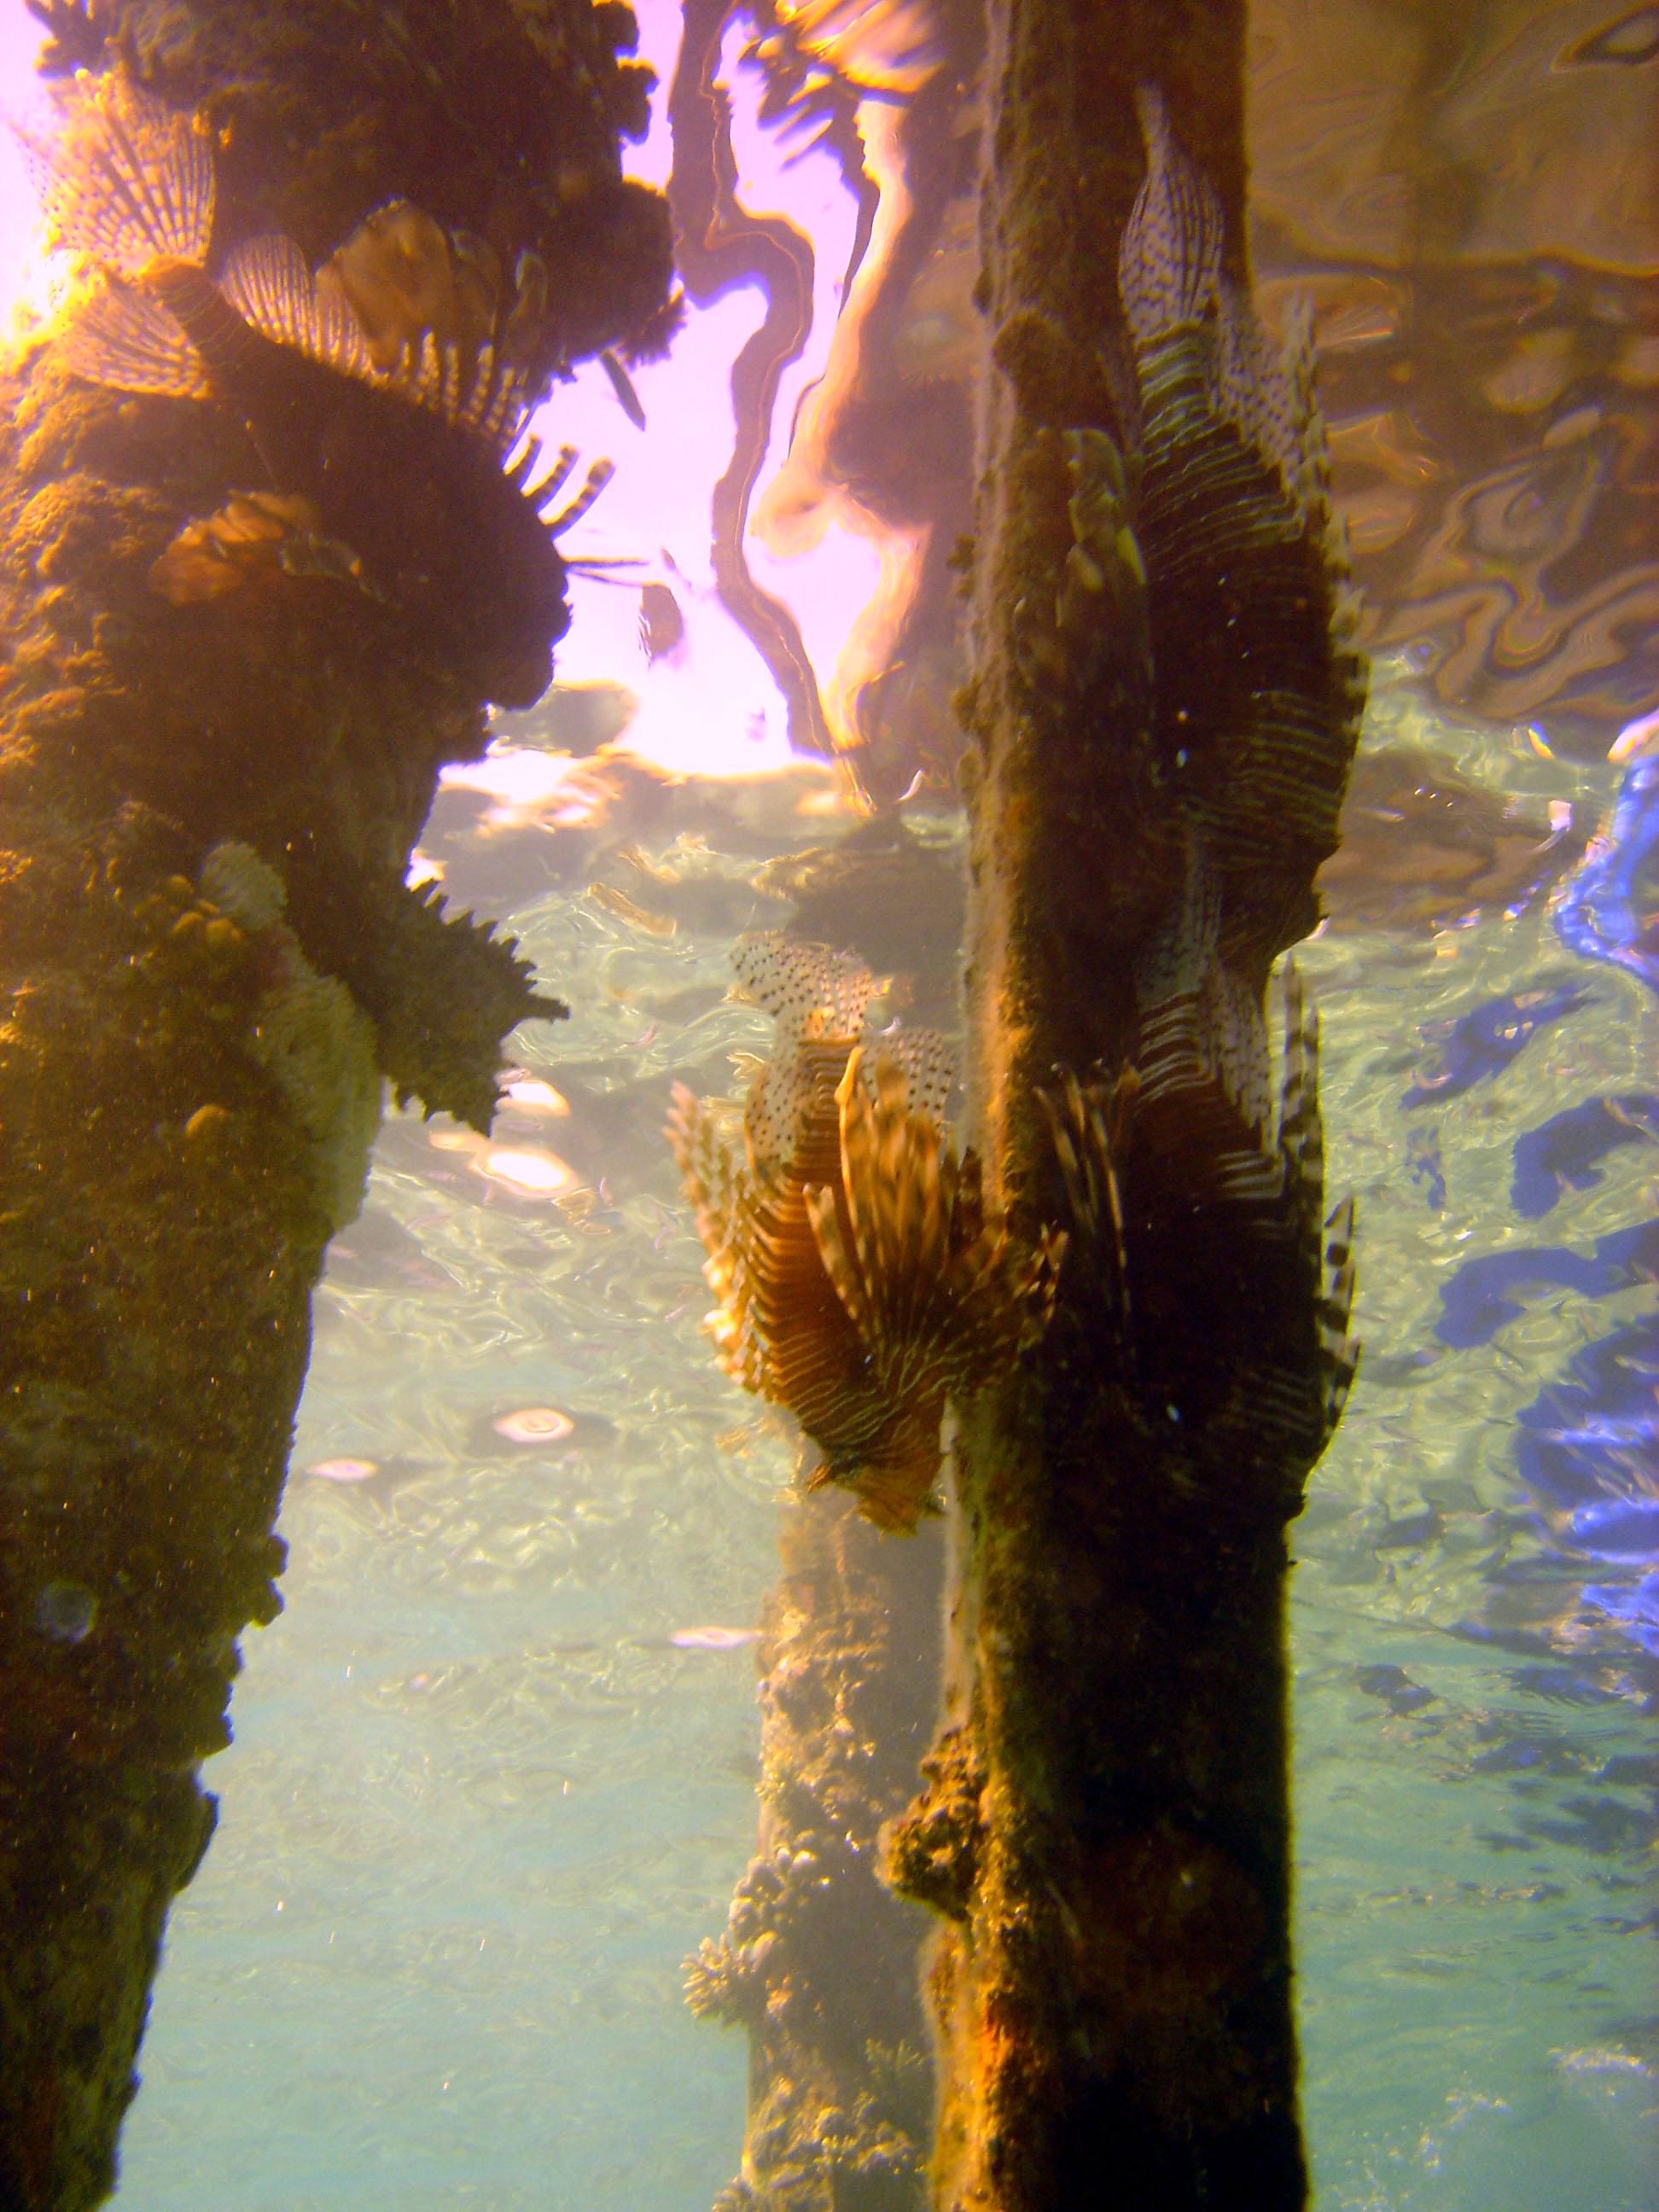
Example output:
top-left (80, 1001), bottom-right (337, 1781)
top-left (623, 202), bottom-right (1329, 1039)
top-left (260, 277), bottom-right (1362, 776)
top-left (731, 934), bottom-right (879, 1039)
top-left (19, 75), bottom-right (214, 279)
top-left (847, 1452), bottom-right (943, 1535)
top-left (1117, 83), bottom-right (1223, 346)
top-left (62, 274), bottom-right (211, 399)
top-left (220, 235), bottom-right (376, 382)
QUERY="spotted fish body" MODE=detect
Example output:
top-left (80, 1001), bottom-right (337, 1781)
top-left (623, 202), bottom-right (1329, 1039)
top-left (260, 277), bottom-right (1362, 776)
top-left (25, 75), bottom-right (578, 707)
top-left (668, 939), bottom-right (1053, 1532)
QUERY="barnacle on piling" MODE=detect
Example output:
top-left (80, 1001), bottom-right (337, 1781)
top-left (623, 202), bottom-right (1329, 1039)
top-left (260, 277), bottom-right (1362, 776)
top-left (668, 938), bottom-right (1057, 1533)
top-left (148, 489), bottom-right (369, 606)
top-left (683, 1930), bottom-right (772, 2025)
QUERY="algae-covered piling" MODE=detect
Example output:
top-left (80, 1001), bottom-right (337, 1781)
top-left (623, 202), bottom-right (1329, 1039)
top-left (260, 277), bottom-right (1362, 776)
top-left (667, 6), bottom-right (1360, 2203)
top-left (0, 7), bottom-right (669, 2202)
top-left (881, 2), bottom-right (1365, 2204)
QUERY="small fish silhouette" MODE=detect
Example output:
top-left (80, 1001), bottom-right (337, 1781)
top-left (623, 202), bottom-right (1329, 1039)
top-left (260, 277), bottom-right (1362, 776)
top-left (637, 580), bottom-right (685, 664)
top-left (21, 75), bottom-right (594, 707)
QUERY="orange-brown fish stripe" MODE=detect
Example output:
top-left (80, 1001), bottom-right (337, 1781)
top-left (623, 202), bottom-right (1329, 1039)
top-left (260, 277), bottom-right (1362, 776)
top-left (669, 1045), bottom-right (1057, 1532)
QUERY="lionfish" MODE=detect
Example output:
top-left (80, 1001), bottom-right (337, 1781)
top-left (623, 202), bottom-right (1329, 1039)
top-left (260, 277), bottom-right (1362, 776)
top-left (1019, 90), bottom-right (1363, 1505)
top-left (667, 935), bottom-right (1056, 1533)
top-left (20, 74), bottom-right (607, 707)
top-left (1039, 964), bottom-right (1357, 1501)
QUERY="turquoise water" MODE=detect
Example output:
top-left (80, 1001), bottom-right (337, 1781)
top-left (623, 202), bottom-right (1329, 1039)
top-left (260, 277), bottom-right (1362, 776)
top-left (106, 690), bottom-right (1656, 2209)
top-left (103, 1), bottom-right (1656, 2203)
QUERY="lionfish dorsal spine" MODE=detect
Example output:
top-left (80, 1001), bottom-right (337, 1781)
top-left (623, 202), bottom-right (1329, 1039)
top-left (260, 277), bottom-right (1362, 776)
top-left (504, 434), bottom-right (544, 490)
top-left (540, 458), bottom-right (615, 536)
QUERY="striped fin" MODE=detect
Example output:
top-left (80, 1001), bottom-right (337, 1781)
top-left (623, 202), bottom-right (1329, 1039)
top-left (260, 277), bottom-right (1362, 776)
top-left (1132, 855), bottom-right (1282, 1214)
top-left (455, 341), bottom-right (532, 454)
top-left (1132, 982), bottom-right (1282, 1211)
top-left (1275, 962), bottom-right (1324, 1219)
top-left (541, 457), bottom-right (615, 536)
top-left (809, 1051), bottom-right (953, 1361)
top-left (514, 438), bottom-right (567, 502)
top-left (1214, 287), bottom-right (1329, 531)
top-left (220, 235), bottom-right (377, 381)
top-left (387, 334), bottom-right (529, 452)
top-left (744, 1035), bottom-right (854, 1179)
top-left (1121, 91), bottom-right (1341, 542)
top-left (20, 75), bottom-right (214, 278)
top-left (1036, 1065), bottom-right (1132, 1319)
top-left (61, 272), bottom-right (211, 399)
top-left (810, 1050), bottom-right (1048, 1449)
top-left (667, 1082), bottom-right (736, 1255)
top-left (1319, 1195), bottom-right (1359, 1432)
top-left (1118, 85), bottom-right (1222, 347)
top-left (719, 1074), bottom-right (892, 1453)
top-left (1277, 965), bottom-right (1359, 1437)
top-left (804, 1441), bottom-right (946, 1534)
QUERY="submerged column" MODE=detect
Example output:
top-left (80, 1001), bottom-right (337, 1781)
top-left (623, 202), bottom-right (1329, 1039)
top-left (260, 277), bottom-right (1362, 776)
top-left (883, 1), bottom-right (1363, 2205)
top-left (0, 6), bottom-right (669, 2203)
top-left (686, 1482), bottom-right (940, 2212)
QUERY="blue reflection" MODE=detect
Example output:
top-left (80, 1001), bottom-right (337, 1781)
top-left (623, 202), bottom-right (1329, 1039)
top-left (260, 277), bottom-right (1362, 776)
top-left (1511, 1093), bottom-right (1659, 1217)
top-left (1435, 1221), bottom-right (1659, 1348)
top-left (1554, 752), bottom-right (1659, 998)
top-left (1400, 981), bottom-right (1590, 1109)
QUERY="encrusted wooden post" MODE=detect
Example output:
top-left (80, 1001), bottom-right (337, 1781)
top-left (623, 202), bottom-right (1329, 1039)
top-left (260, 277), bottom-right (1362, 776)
top-left (685, 1483), bottom-right (940, 2212)
top-left (881, 1), bottom-right (1364, 2204)
top-left (0, 6), bottom-right (668, 2203)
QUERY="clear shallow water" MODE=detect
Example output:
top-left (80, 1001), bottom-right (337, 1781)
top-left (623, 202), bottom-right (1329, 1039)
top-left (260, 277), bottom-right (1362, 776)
top-left (108, 680), bottom-right (1657, 2209)
top-left (96, 0), bottom-right (1657, 2203)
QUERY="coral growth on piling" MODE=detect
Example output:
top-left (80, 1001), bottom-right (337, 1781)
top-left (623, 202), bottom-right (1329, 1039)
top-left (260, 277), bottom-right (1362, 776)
top-left (0, 7), bottom-right (672, 2201)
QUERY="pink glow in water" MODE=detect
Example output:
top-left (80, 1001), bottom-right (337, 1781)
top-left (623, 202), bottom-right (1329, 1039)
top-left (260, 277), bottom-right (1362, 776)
top-left (0, 4), bottom-right (897, 785)
top-left (491, 1406), bottom-right (577, 1446)
top-left (0, 15), bottom-right (54, 325)
top-left (528, 3), bottom-right (885, 779)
